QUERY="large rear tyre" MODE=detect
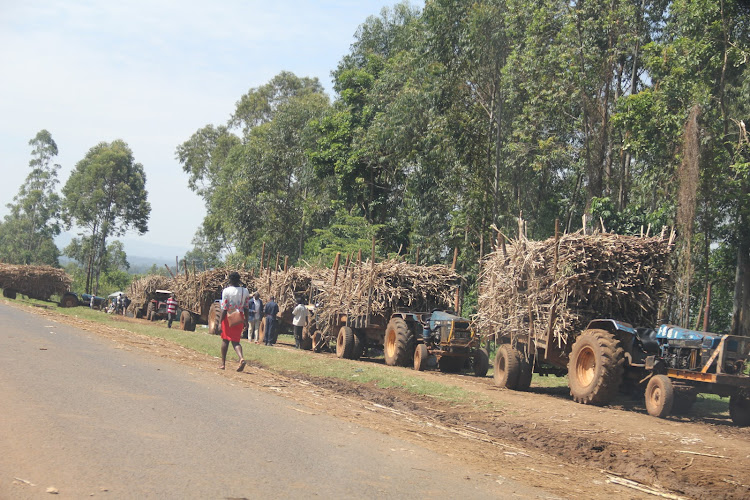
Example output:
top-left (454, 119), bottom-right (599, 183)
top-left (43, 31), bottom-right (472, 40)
top-left (730, 391), bottom-right (750, 426)
top-left (493, 344), bottom-right (521, 389)
top-left (135, 308), bottom-right (144, 319)
top-left (336, 326), bottom-right (355, 359)
top-left (384, 317), bottom-right (414, 367)
top-left (473, 348), bottom-right (489, 377)
top-left (3, 289), bottom-right (17, 299)
top-left (645, 375), bottom-right (674, 418)
top-left (414, 344), bottom-right (428, 371)
top-left (180, 310), bottom-right (196, 331)
top-left (208, 302), bottom-right (222, 335)
top-left (567, 329), bottom-right (624, 405)
top-left (60, 293), bottom-right (78, 308)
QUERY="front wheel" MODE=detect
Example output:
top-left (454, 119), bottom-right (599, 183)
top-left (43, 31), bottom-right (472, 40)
top-left (567, 329), bottom-right (624, 405)
top-left (473, 348), bottom-right (489, 377)
top-left (730, 391), bottom-right (750, 426)
top-left (645, 375), bottom-right (674, 418)
top-left (414, 344), bottom-right (428, 371)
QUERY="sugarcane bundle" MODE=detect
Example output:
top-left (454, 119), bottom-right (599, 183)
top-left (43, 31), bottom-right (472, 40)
top-left (0, 263), bottom-right (72, 300)
top-left (170, 268), bottom-right (258, 315)
top-left (314, 259), bottom-right (462, 328)
top-left (476, 231), bottom-right (673, 348)
top-left (256, 266), bottom-right (325, 314)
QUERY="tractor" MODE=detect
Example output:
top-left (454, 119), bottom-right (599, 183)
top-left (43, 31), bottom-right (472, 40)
top-left (495, 318), bottom-right (750, 425)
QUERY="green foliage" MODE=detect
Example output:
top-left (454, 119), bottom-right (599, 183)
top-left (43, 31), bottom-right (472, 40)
top-left (302, 205), bottom-right (383, 266)
top-left (0, 130), bottom-right (62, 265)
top-left (62, 140), bottom-right (149, 293)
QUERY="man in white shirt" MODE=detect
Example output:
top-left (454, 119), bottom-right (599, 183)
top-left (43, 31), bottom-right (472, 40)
top-left (291, 297), bottom-right (309, 349)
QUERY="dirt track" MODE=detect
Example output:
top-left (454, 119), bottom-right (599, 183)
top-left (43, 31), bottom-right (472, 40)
top-left (19, 304), bottom-right (750, 499)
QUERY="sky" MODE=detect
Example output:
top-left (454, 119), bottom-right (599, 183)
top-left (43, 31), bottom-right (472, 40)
top-left (0, 0), bottom-right (401, 259)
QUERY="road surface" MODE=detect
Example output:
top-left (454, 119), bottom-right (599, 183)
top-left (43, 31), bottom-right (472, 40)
top-left (0, 302), bottom-right (555, 499)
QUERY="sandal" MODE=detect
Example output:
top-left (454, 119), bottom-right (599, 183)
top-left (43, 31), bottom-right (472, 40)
top-left (237, 360), bottom-right (246, 372)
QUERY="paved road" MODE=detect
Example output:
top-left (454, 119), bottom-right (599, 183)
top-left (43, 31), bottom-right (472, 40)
top-left (0, 303), bottom-right (554, 499)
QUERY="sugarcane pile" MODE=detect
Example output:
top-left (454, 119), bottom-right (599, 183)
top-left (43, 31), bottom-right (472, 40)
top-left (128, 274), bottom-right (174, 311)
top-left (255, 266), bottom-right (324, 314)
top-left (171, 268), bottom-right (257, 315)
top-left (314, 259), bottom-right (462, 329)
top-left (476, 231), bottom-right (673, 348)
top-left (0, 263), bottom-right (72, 300)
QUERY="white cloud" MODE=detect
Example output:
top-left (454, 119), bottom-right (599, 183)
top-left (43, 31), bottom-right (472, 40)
top-left (0, 0), bottom-right (400, 256)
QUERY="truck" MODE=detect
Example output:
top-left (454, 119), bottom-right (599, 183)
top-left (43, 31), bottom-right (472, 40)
top-left (494, 319), bottom-right (750, 425)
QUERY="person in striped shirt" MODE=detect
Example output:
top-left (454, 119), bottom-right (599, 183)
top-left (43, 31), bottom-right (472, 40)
top-left (166, 293), bottom-right (178, 328)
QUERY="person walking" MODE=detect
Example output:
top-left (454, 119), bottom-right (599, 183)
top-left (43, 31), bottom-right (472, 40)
top-left (219, 272), bottom-right (249, 371)
top-left (248, 292), bottom-right (263, 344)
top-left (291, 297), bottom-right (308, 349)
top-left (166, 293), bottom-right (178, 328)
top-left (263, 296), bottom-right (279, 346)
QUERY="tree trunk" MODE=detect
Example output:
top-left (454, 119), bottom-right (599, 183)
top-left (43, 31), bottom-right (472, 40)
top-left (732, 237), bottom-right (750, 336)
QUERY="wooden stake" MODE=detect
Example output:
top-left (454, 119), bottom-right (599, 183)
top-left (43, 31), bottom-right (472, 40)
top-left (164, 264), bottom-right (175, 279)
top-left (332, 252), bottom-right (341, 286)
top-left (260, 242), bottom-right (266, 272)
top-left (415, 246), bottom-right (420, 266)
top-left (451, 247), bottom-right (458, 271)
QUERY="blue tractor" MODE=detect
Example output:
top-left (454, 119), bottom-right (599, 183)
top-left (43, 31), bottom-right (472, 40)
top-left (384, 310), bottom-right (489, 376)
top-left (567, 320), bottom-right (750, 424)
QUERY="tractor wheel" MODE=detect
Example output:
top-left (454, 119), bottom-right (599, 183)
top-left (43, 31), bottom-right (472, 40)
top-left (3, 289), bottom-right (17, 299)
top-left (336, 326), bottom-right (355, 359)
top-left (473, 348), bottom-right (489, 377)
top-left (438, 356), bottom-right (462, 373)
top-left (135, 308), bottom-right (143, 319)
top-left (351, 330), bottom-right (366, 360)
top-left (517, 350), bottom-right (533, 392)
top-left (729, 391), bottom-right (750, 426)
top-left (414, 344), bottom-right (428, 371)
top-left (180, 311), bottom-right (196, 331)
top-left (301, 323), bottom-right (314, 350)
top-left (672, 388), bottom-right (698, 415)
top-left (645, 375), bottom-right (674, 418)
top-left (60, 293), bottom-right (78, 308)
top-left (384, 317), bottom-right (414, 367)
top-left (493, 344), bottom-right (521, 389)
top-left (311, 331), bottom-right (322, 352)
top-left (208, 302), bottom-right (222, 335)
top-left (567, 329), bottom-right (625, 405)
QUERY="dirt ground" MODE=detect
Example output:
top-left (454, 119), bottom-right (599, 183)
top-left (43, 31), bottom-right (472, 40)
top-left (21, 304), bottom-right (750, 499)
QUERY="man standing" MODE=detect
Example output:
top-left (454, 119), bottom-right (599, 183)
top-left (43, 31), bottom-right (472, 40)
top-left (166, 293), bottom-right (178, 328)
top-left (291, 297), bottom-right (308, 349)
top-left (248, 292), bottom-right (263, 344)
top-left (264, 296), bottom-right (279, 346)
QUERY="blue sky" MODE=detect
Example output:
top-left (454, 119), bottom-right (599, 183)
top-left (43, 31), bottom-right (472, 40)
top-left (0, 0), bottom-right (403, 259)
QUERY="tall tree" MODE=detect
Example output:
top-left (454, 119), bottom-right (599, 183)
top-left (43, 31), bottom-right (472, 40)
top-left (0, 130), bottom-right (62, 265)
top-left (62, 140), bottom-right (150, 294)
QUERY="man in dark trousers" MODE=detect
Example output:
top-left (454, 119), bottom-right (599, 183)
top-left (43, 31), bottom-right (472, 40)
top-left (264, 296), bottom-right (279, 346)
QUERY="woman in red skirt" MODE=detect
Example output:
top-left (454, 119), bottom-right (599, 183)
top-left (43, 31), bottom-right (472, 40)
top-left (219, 272), bottom-right (250, 371)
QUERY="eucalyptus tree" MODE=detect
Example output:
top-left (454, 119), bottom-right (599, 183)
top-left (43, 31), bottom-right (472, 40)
top-left (177, 72), bottom-right (330, 263)
top-left (0, 130), bottom-right (62, 265)
top-left (61, 140), bottom-right (150, 294)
